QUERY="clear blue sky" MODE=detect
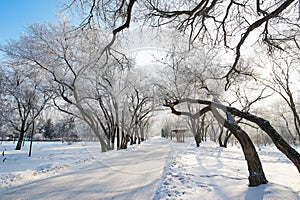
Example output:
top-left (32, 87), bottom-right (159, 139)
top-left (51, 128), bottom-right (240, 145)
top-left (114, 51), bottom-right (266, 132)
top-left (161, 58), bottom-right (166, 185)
top-left (0, 0), bottom-right (62, 44)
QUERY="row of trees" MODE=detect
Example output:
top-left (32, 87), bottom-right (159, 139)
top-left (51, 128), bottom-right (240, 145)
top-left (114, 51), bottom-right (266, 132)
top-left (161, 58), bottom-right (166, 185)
top-left (63, 0), bottom-right (300, 187)
top-left (153, 32), bottom-right (300, 186)
top-left (0, 0), bottom-right (299, 187)
top-left (0, 21), bottom-right (156, 151)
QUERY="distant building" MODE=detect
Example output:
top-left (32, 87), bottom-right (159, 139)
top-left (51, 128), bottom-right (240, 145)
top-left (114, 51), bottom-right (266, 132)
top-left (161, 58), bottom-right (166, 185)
top-left (171, 129), bottom-right (188, 142)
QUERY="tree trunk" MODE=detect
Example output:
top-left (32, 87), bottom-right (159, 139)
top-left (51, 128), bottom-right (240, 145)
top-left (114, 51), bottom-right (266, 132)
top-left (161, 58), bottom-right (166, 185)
top-left (140, 126), bottom-right (145, 142)
top-left (218, 124), bottom-right (225, 147)
top-left (195, 132), bottom-right (201, 147)
top-left (120, 133), bottom-right (130, 149)
top-left (166, 100), bottom-right (268, 186)
top-left (227, 107), bottom-right (300, 173)
top-left (223, 130), bottom-right (232, 148)
top-left (29, 122), bottom-right (35, 157)
top-left (211, 107), bottom-right (268, 186)
top-left (99, 137), bottom-right (109, 152)
top-left (15, 123), bottom-right (26, 150)
top-left (15, 134), bottom-right (24, 150)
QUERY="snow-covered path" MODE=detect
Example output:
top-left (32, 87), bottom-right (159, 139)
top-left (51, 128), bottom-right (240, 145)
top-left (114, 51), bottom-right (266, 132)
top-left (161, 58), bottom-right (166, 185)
top-left (1, 138), bottom-right (171, 200)
top-left (1, 137), bottom-right (300, 199)
top-left (154, 140), bottom-right (300, 200)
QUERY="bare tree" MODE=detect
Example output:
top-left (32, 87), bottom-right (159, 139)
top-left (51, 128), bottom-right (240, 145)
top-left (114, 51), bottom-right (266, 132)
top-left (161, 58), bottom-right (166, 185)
top-left (0, 67), bottom-right (8, 141)
top-left (164, 98), bottom-right (268, 186)
top-left (2, 66), bottom-right (52, 150)
top-left (127, 86), bottom-right (154, 144)
top-left (154, 44), bottom-right (225, 147)
top-left (260, 56), bottom-right (300, 140)
top-left (218, 83), bottom-right (273, 147)
top-left (1, 21), bottom-right (122, 151)
top-left (164, 97), bottom-right (300, 185)
top-left (67, 0), bottom-right (299, 89)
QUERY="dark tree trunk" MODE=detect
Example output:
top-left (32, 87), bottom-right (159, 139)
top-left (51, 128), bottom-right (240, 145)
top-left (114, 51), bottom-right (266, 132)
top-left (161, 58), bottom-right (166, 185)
top-left (116, 126), bottom-right (120, 149)
top-left (219, 129), bottom-right (232, 148)
top-left (29, 122), bottom-right (35, 157)
top-left (218, 124), bottom-right (225, 147)
top-left (120, 133), bottom-right (130, 149)
top-left (211, 107), bottom-right (268, 186)
top-left (15, 134), bottom-right (24, 150)
top-left (165, 99), bottom-right (268, 186)
top-left (223, 130), bottom-right (232, 148)
top-left (195, 132), bottom-right (201, 147)
top-left (227, 107), bottom-right (300, 173)
top-left (167, 98), bottom-right (300, 174)
top-left (15, 122), bottom-right (26, 150)
top-left (130, 135), bottom-right (134, 145)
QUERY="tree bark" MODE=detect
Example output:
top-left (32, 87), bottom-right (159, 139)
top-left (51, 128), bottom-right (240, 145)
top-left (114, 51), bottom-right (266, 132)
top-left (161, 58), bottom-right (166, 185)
top-left (29, 122), bottom-right (35, 157)
top-left (211, 106), bottom-right (268, 186)
top-left (15, 132), bottom-right (24, 150)
top-left (227, 107), bottom-right (300, 173)
top-left (15, 122), bottom-right (27, 150)
top-left (165, 99), bottom-right (268, 186)
top-left (223, 130), bottom-right (232, 148)
top-left (168, 98), bottom-right (300, 174)
top-left (195, 132), bottom-right (201, 147)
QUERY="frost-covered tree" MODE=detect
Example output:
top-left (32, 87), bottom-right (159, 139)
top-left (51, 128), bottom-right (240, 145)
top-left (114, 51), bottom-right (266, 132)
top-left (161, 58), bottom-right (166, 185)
top-left (1, 65), bottom-right (52, 150)
top-left (1, 19), bottom-right (157, 151)
top-left (258, 54), bottom-right (300, 141)
top-left (0, 67), bottom-right (7, 140)
top-left (1, 20), bottom-right (125, 151)
top-left (164, 97), bottom-right (300, 186)
top-left (67, 0), bottom-right (299, 87)
top-left (154, 42), bottom-right (223, 147)
top-left (126, 75), bottom-right (155, 145)
top-left (43, 118), bottom-right (55, 139)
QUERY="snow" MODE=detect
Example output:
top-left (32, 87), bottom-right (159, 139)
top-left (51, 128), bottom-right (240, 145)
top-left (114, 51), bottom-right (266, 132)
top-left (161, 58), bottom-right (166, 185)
top-left (0, 138), bottom-right (299, 199)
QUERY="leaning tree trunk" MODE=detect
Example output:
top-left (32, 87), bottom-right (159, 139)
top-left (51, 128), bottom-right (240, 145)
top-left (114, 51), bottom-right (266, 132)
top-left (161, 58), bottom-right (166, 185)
top-left (166, 102), bottom-right (268, 186)
top-left (211, 107), bottom-right (268, 186)
top-left (179, 98), bottom-right (300, 174)
top-left (226, 107), bottom-right (300, 173)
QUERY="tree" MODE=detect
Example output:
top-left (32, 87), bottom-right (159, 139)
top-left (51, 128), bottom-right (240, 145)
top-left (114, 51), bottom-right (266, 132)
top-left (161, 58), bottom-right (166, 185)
top-left (153, 43), bottom-right (225, 147)
top-left (219, 82), bottom-right (273, 147)
top-left (68, 0), bottom-right (299, 89)
top-left (127, 85), bottom-right (154, 145)
top-left (1, 21), bottom-right (126, 152)
top-left (0, 67), bottom-right (8, 140)
top-left (164, 98), bottom-right (300, 185)
top-left (1, 65), bottom-right (52, 150)
top-left (43, 119), bottom-right (55, 139)
top-left (259, 55), bottom-right (300, 140)
top-left (1, 19), bottom-right (157, 151)
top-left (165, 98), bottom-right (268, 186)
top-left (66, 1), bottom-right (300, 187)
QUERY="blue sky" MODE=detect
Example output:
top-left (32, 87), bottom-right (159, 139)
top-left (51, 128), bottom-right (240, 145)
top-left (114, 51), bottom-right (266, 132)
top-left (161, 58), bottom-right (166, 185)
top-left (0, 0), bottom-right (62, 44)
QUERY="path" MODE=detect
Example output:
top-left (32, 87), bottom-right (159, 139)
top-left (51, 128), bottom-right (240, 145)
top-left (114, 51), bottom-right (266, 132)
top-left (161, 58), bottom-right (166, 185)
top-left (1, 138), bottom-right (171, 200)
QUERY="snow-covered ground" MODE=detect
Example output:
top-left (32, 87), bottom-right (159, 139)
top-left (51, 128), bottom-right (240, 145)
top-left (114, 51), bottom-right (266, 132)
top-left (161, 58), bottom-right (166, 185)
top-left (0, 137), bottom-right (299, 199)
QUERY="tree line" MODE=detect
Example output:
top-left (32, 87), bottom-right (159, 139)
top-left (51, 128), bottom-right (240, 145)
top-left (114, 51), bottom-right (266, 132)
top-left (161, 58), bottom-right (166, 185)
top-left (0, 0), bottom-right (299, 187)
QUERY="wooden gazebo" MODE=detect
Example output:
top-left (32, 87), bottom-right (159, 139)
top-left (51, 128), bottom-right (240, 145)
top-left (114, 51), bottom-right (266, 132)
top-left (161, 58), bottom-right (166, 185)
top-left (171, 129), bottom-right (188, 142)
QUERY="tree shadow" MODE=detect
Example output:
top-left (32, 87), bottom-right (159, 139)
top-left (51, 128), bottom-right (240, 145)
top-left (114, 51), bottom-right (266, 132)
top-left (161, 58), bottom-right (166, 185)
top-left (245, 184), bottom-right (266, 200)
top-left (245, 183), bottom-right (300, 200)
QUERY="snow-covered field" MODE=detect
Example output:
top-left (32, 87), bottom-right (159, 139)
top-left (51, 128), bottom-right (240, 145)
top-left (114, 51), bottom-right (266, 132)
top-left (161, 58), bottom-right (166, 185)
top-left (0, 137), bottom-right (299, 199)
